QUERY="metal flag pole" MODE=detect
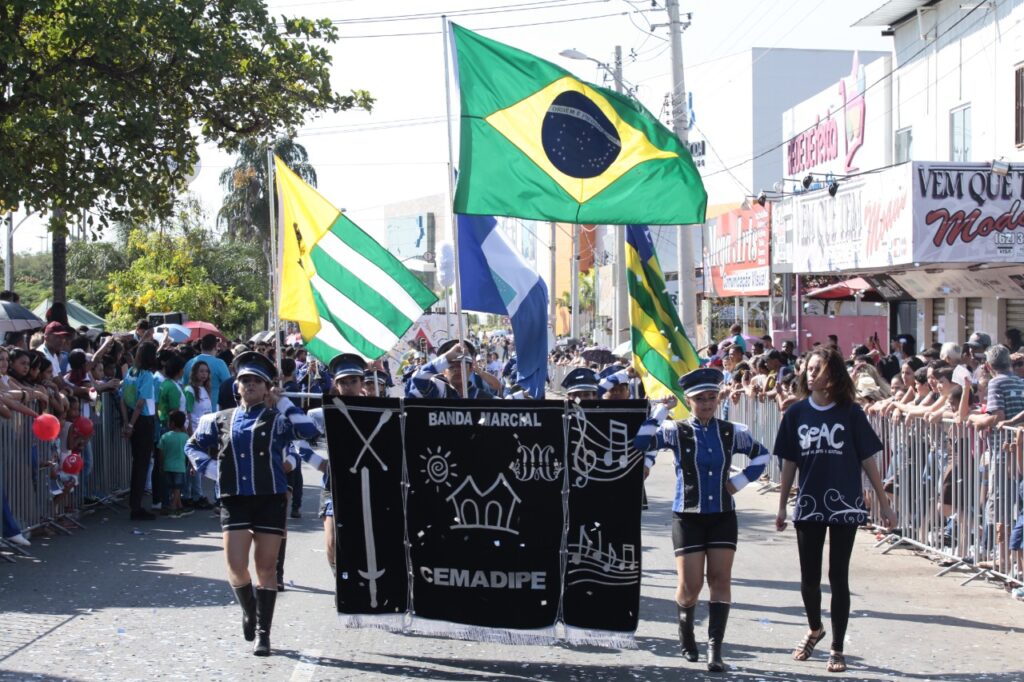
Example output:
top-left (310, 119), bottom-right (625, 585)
top-left (442, 16), bottom-right (469, 398)
top-left (267, 147), bottom-right (283, 381)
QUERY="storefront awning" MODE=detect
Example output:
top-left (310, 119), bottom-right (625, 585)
top-left (803, 277), bottom-right (883, 301)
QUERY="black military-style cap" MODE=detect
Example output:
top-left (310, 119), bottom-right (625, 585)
top-left (437, 338), bottom-right (476, 361)
top-left (329, 353), bottom-right (367, 380)
top-left (678, 367), bottom-right (724, 396)
top-left (561, 367), bottom-right (600, 394)
top-left (232, 351), bottom-right (277, 384)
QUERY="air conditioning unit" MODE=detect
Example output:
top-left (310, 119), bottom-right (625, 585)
top-left (148, 311), bottom-right (188, 326)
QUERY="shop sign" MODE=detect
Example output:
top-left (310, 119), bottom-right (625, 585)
top-left (790, 164), bottom-right (913, 273)
top-left (702, 205), bottom-right (770, 297)
top-left (913, 162), bottom-right (1024, 262)
top-left (890, 266), bottom-right (1024, 299)
top-left (782, 53), bottom-right (890, 180)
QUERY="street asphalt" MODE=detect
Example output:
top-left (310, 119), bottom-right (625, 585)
top-left (1, 455), bottom-right (1021, 681)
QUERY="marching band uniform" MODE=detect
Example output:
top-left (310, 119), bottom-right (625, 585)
top-left (407, 339), bottom-right (494, 399)
top-left (292, 354), bottom-right (368, 580)
top-left (634, 367), bottom-right (771, 671)
top-left (185, 352), bottom-right (318, 656)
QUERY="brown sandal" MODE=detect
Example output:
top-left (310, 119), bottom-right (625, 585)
top-left (827, 650), bottom-right (847, 673)
top-left (792, 627), bottom-right (827, 661)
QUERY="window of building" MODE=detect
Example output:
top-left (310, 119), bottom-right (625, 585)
top-left (895, 127), bottom-right (913, 163)
top-left (950, 104), bottom-right (971, 162)
top-left (1016, 65), bottom-right (1024, 147)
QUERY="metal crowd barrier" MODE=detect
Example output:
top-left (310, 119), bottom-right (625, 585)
top-left (547, 363), bottom-right (570, 395)
top-left (0, 392), bottom-right (132, 560)
top-left (724, 393), bottom-right (1022, 590)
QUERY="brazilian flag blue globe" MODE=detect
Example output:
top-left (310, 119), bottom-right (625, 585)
top-left (451, 23), bottom-right (707, 226)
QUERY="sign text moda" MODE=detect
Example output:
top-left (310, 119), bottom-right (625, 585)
top-left (323, 397), bottom-right (648, 647)
top-left (914, 162), bottom-right (1024, 261)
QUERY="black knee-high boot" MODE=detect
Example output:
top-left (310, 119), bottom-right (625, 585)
top-left (677, 603), bottom-right (699, 661)
top-left (232, 583), bottom-right (257, 642)
top-left (253, 587), bottom-right (277, 656)
top-left (707, 601), bottom-right (731, 672)
top-left (276, 538), bottom-right (287, 591)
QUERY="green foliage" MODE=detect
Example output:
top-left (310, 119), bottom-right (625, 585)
top-left (106, 227), bottom-right (261, 336)
top-left (66, 241), bottom-right (129, 317)
top-left (1, 0), bottom-right (373, 232)
top-left (103, 197), bottom-right (265, 334)
top-left (10, 251), bottom-right (53, 309)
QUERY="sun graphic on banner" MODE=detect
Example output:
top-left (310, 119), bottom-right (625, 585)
top-left (420, 446), bottom-right (458, 492)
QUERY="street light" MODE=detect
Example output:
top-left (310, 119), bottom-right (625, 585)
top-left (558, 48), bottom-right (627, 93)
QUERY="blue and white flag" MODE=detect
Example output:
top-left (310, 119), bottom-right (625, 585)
top-left (457, 214), bottom-right (549, 399)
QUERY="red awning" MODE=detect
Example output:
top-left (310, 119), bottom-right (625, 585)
top-left (803, 277), bottom-right (882, 301)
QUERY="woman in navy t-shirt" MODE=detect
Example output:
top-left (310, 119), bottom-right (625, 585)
top-left (774, 347), bottom-right (896, 674)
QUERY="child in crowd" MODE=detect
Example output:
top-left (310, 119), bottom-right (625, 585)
top-left (157, 410), bottom-right (191, 518)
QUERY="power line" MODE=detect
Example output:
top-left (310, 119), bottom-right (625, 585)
top-left (702, 0), bottom-right (990, 180)
top-left (334, 9), bottom-right (651, 39)
top-left (322, 0), bottom-right (609, 25)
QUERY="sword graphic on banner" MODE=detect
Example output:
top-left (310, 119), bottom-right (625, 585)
top-left (358, 466), bottom-right (385, 608)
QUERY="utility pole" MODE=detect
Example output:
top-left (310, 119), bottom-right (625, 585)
top-left (611, 45), bottom-right (630, 346)
top-left (4, 210), bottom-right (13, 291)
top-left (549, 221), bottom-right (557, 345)
top-left (570, 224), bottom-right (580, 339)
top-left (666, 0), bottom-right (698, 340)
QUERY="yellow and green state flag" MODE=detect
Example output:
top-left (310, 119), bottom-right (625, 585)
top-left (450, 23), bottom-right (707, 225)
top-left (625, 225), bottom-right (700, 418)
top-left (275, 156), bottom-right (438, 362)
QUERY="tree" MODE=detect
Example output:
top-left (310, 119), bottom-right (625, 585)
top-left (106, 227), bottom-right (261, 336)
top-left (217, 137), bottom-right (315, 296)
top-left (1, 0), bottom-right (373, 300)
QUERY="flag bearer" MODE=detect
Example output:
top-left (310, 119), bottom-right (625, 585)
top-left (185, 352), bottom-right (318, 657)
top-left (407, 339), bottom-right (495, 399)
top-left (634, 367), bottom-right (771, 672)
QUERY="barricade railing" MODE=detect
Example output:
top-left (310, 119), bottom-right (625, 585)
top-left (724, 393), bottom-right (1022, 590)
top-left (547, 363), bottom-right (570, 394)
top-left (0, 392), bottom-right (132, 559)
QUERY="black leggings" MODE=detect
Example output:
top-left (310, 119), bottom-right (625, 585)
top-left (795, 522), bottom-right (857, 652)
top-left (128, 416), bottom-right (156, 513)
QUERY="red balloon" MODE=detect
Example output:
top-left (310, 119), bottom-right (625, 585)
top-left (72, 416), bottom-right (94, 438)
top-left (32, 414), bottom-right (61, 441)
top-left (62, 451), bottom-right (83, 476)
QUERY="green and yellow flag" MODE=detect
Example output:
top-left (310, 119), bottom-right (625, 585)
top-left (625, 225), bottom-right (700, 418)
top-left (275, 157), bottom-right (438, 362)
top-left (451, 23), bottom-right (707, 225)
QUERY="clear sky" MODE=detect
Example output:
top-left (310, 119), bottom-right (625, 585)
top-left (12, 0), bottom-right (891, 253)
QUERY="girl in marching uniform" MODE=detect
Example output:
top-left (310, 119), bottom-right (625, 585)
top-left (635, 368), bottom-right (771, 672)
top-left (185, 352), bottom-right (317, 656)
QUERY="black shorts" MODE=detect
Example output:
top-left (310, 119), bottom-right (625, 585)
top-left (671, 511), bottom-right (738, 555)
top-left (219, 493), bottom-right (287, 536)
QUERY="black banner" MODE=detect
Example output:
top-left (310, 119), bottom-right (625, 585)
top-left (323, 396), bottom-right (408, 619)
top-left (563, 401), bottom-right (647, 636)
top-left (325, 397), bottom-right (648, 646)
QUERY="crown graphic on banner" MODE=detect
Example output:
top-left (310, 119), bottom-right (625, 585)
top-left (446, 474), bottom-right (522, 535)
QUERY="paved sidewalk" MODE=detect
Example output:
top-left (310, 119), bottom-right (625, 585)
top-left (1, 460), bottom-right (1021, 681)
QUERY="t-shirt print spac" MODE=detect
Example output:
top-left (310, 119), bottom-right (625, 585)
top-left (774, 399), bottom-right (883, 525)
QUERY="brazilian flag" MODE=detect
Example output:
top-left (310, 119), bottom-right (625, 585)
top-left (451, 24), bottom-right (707, 226)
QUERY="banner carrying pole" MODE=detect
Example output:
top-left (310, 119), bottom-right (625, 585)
top-left (267, 146), bottom-right (283, 380)
top-left (442, 16), bottom-right (469, 398)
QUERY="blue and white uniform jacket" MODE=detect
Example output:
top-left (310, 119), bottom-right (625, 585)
top-left (185, 397), bottom-right (318, 498)
top-left (634, 404), bottom-right (771, 514)
top-left (406, 357), bottom-right (493, 399)
top-left (291, 407), bottom-right (329, 489)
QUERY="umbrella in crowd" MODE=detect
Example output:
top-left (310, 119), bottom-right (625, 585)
top-left (184, 320), bottom-right (225, 341)
top-left (153, 323), bottom-right (191, 344)
top-left (0, 301), bottom-right (45, 333)
top-left (581, 345), bottom-right (615, 365)
top-left (612, 340), bottom-right (631, 359)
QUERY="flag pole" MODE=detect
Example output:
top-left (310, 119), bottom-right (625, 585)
top-left (267, 146), bottom-right (283, 381)
top-left (442, 16), bottom-right (469, 398)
